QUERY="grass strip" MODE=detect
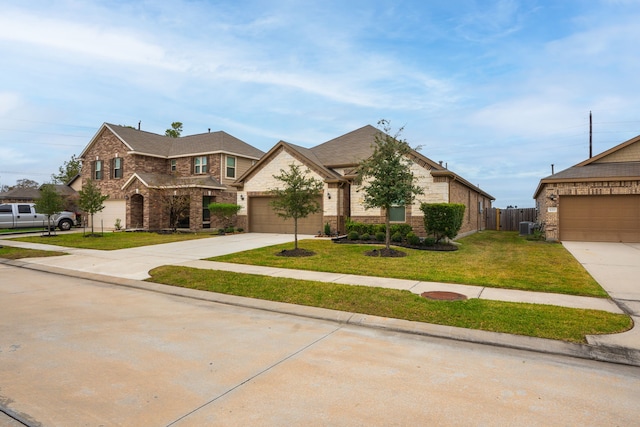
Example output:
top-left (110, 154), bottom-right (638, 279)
top-left (12, 231), bottom-right (219, 250)
top-left (147, 266), bottom-right (631, 343)
top-left (0, 246), bottom-right (67, 259)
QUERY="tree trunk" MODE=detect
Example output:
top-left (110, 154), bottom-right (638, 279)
top-left (294, 218), bottom-right (299, 250)
top-left (385, 209), bottom-right (391, 250)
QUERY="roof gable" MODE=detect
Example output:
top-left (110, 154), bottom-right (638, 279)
top-left (578, 134), bottom-right (640, 166)
top-left (234, 140), bottom-right (342, 186)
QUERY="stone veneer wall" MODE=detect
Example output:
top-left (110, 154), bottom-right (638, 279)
top-left (536, 179), bottom-right (640, 241)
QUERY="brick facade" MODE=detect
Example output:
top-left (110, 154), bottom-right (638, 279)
top-left (81, 125), bottom-right (260, 231)
top-left (535, 180), bottom-right (640, 241)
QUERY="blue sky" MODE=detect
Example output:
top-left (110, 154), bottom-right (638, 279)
top-left (2, 0), bottom-right (640, 207)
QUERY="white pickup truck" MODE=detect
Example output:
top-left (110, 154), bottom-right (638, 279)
top-left (0, 203), bottom-right (77, 231)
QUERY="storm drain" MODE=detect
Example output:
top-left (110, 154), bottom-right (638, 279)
top-left (421, 291), bottom-right (467, 301)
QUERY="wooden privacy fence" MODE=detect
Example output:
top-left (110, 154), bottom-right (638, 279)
top-left (486, 208), bottom-right (537, 231)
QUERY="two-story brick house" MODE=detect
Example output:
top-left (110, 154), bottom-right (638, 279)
top-left (233, 125), bottom-right (494, 236)
top-left (79, 123), bottom-right (264, 230)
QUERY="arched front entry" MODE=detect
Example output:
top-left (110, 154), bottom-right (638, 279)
top-left (130, 194), bottom-right (144, 229)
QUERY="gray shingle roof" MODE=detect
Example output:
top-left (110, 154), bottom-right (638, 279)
top-left (310, 125), bottom-right (381, 166)
top-left (103, 124), bottom-right (264, 159)
top-left (541, 162), bottom-right (640, 181)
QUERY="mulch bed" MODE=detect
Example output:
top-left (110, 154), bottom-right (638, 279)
top-left (276, 248), bottom-right (316, 257)
top-left (364, 248), bottom-right (407, 257)
top-left (332, 238), bottom-right (458, 252)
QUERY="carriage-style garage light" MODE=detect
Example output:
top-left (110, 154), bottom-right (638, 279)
top-left (327, 193), bottom-right (331, 199)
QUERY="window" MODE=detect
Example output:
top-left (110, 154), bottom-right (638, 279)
top-left (94, 160), bottom-right (103, 180)
top-left (18, 205), bottom-right (31, 214)
top-left (226, 156), bottom-right (236, 179)
top-left (112, 157), bottom-right (123, 179)
top-left (389, 205), bottom-right (406, 222)
top-left (170, 159), bottom-right (177, 172)
top-left (194, 156), bottom-right (208, 174)
top-left (0, 204), bottom-right (11, 213)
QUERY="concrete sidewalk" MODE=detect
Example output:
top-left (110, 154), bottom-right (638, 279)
top-left (2, 233), bottom-right (639, 365)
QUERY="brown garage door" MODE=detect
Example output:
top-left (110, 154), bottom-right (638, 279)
top-left (248, 196), bottom-right (323, 234)
top-left (560, 195), bottom-right (640, 242)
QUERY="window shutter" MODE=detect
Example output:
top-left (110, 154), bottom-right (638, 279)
top-left (204, 156), bottom-right (209, 173)
top-left (91, 161), bottom-right (96, 179)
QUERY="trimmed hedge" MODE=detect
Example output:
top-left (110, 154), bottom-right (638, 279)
top-left (420, 203), bottom-right (465, 243)
top-left (345, 220), bottom-right (413, 237)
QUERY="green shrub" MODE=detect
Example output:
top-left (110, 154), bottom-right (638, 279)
top-left (347, 231), bottom-right (360, 240)
top-left (423, 237), bottom-right (436, 246)
top-left (360, 233), bottom-right (371, 241)
top-left (390, 223), bottom-right (412, 237)
top-left (406, 231), bottom-right (420, 246)
top-left (391, 231), bottom-right (403, 242)
top-left (375, 231), bottom-right (385, 241)
top-left (420, 203), bottom-right (465, 244)
top-left (237, 228), bottom-right (244, 233)
top-left (225, 226), bottom-right (235, 233)
top-left (324, 222), bottom-right (331, 236)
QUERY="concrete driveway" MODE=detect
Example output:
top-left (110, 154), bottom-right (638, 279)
top-left (2, 233), bottom-right (311, 280)
top-left (562, 242), bottom-right (640, 315)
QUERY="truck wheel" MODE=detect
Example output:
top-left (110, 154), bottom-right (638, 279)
top-left (58, 219), bottom-right (73, 231)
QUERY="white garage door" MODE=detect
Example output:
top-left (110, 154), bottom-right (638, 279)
top-left (249, 196), bottom-right (323, 234)
top-left (88, 199), bottom-right (126, 230)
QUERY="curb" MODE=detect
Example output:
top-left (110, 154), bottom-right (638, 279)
top-left (4, 259), bottom-right (640, 367)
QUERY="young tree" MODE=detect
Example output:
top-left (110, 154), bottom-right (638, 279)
top-left (158, 189), bottom-right (190, 231)
top-left (52, 154), bottom-right (82, 184)
top-left (269, 164), bottom-right (323, 250)
top-left (165, 122), bottom-right (183, 138)
top-left (78, 179), bottom-right (109, 235)
top-left (356, 119), bottom-right (423, 252)
top-left (208, 202), bottom-right (241, 230)
top-left (35, 184), bottom-right (65, 236)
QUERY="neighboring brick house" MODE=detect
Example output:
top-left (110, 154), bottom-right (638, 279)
top-left (534, 134), bottom-right (640, 242)
top-left (0, 185), bottom-right (78, 211)
top-left (233, 125), bottom-right (494, 237)
top-left (79, 123), bottom-right (263, 230)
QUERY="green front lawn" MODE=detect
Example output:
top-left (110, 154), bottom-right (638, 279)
top-left (12, 230), bottom-right (219, 250)
top-left (147, 266), bottom-right (631, 343)
top-left (209, 231), bottom-right (606, 297)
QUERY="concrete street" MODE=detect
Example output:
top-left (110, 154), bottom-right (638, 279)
top-left (2, 265), bottom-right (639, 426)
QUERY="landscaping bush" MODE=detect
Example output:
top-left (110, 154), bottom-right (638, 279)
top-left (391, 231), bottom-right (403, 242)
top-left (346, 220), bottom-right (412, 237)
top-left (420, 203), bottom-right (465, 244)
top-left (224, 226), bottom-right (235, 233)
top-left (375, 231), bottom-right (385, 241)
top-left (390, 223), bottom-right (412, 237)
top-left (423, 237), bottom-right (436, 246)
top-left (406, 231), bottom-right (420, 246)
top-left (348, 231), bottom-right (360, 240)
top-left (324, 222), bottom-right (331, 236)
top-left (360, 233), bottom-right (371, 241)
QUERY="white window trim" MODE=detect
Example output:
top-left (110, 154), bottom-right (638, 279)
top-left (225, 155), bottom-right (236, 179)
top-left (194, 156), bottom-right (207, 174)
top-left (389, 204), bottom-right (406, 223)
